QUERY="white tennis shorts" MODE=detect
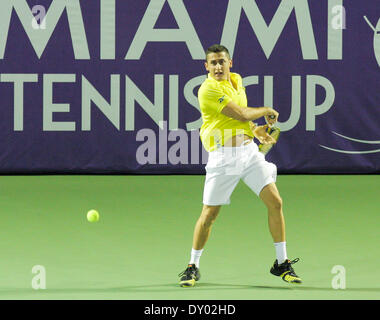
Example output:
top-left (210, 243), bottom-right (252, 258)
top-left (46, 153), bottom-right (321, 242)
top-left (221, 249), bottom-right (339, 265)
top-left (203, 140), bottom-right (277, 206)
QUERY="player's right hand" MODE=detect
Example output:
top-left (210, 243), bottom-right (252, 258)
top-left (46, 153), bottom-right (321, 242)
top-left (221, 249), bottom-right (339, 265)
top-left (253, 124), bottom-right (277, 145)
top-left (265, 108), bottom-right (279, 127)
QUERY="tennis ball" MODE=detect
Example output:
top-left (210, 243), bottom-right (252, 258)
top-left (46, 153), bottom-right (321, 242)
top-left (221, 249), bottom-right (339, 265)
top-left (87, 209), bottom-right (99, 223)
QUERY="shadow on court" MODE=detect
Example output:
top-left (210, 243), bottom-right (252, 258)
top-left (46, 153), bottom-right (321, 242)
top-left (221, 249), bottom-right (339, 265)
top-left (0, 283), bottom-right (379, 295)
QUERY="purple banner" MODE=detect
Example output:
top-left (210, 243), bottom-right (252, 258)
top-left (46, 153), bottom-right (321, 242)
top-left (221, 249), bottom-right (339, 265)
top-left (0, 0), bottom-right (379, 174)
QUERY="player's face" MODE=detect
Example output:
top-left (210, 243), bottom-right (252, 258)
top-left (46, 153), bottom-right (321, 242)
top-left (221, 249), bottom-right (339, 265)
top-left (205, 52), bottom-right (232, 81)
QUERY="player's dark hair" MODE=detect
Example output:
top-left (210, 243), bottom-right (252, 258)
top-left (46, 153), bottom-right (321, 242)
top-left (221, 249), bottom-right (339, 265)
top-left (205, 44), bottom-right (230, 61)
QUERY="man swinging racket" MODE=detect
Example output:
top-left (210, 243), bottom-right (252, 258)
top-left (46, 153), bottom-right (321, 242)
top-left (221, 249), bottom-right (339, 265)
top-left (178, 44), bottom-right (302, 287)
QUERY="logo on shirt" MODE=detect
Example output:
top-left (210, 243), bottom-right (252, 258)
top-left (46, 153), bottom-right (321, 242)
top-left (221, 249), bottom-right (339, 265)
top-left (218, 96), bottom-right (225, 103)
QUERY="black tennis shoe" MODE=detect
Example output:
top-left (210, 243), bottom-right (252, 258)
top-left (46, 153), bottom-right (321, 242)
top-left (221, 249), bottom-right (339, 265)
top-left (178, 264), bottom-right (200, 287)
top-left (270, 258), bottom-right (302, 284)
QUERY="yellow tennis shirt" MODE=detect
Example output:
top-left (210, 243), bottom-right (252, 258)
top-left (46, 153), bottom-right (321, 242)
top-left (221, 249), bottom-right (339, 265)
top-left (198, 73), bottom-right (254, 152)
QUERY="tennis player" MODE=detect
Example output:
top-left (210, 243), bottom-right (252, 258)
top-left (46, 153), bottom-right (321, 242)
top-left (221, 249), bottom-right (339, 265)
top-left (178, 44), bottom-right (302, 287)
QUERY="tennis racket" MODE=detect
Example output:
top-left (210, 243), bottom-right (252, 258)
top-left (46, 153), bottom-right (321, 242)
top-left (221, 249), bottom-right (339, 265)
top-left (259, 115), bottom-right (280, 155)
top-left (258, 126), bottom-right (281, 155)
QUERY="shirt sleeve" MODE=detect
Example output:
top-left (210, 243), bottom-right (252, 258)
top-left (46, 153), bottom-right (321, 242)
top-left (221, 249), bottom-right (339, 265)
top-left (198, 85), bottom-right (232, 114)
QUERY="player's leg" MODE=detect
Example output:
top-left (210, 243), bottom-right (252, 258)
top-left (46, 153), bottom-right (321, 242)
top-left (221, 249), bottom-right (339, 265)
top-left (179, 204), bottom-right (222, 287)
top-left (241, 148), bottom-right (284, 246)
top-left (178, 205), bottom-right (221, 287)
top-left (192, 204), bottom-right (221, 250)
top-left (242, 146), bottom-right (287, 259)
top-left (259, 182), bottom-right (285, 243)
top-left (179, 154), bottom-right (240, 287)
top-left (260, 182), bottom-right (302, 284)
top-left (241, 145), bottom-right (302, 284)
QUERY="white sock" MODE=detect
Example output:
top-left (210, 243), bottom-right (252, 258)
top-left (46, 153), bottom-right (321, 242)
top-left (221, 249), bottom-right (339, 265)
top-left (189, 248), bottom-right (203, 268)
top-left (274, 242), bottom-right (288, 264)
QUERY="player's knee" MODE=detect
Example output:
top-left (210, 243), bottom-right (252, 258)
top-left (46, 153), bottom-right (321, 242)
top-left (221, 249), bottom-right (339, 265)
top-left (200, 206), bottom-right (219, 227)
top-left (268, 196), bottom-right (283, 211)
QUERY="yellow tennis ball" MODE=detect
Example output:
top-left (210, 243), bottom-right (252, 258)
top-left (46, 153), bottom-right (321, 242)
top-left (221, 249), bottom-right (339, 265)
top-left (87, 209), bottom-right (99, 223)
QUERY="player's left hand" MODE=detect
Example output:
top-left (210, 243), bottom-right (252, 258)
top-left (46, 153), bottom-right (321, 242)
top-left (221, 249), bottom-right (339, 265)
top-left (253, 124), bottom-right (277, 145)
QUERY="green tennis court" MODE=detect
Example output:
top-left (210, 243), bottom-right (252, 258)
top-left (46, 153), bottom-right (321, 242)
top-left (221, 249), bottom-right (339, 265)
top-left (0, 174), bottom-right (379, 300)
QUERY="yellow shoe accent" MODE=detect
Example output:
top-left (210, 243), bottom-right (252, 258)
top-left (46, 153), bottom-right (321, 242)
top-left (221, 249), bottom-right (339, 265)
top-left (281, 271), bottom-right (302, 284)
top-left (180, 279), bottom-right (196, 287)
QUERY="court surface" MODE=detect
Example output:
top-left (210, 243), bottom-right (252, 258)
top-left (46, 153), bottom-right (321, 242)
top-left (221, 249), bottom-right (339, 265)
top-left (0, 174), bottom-right (378, 300)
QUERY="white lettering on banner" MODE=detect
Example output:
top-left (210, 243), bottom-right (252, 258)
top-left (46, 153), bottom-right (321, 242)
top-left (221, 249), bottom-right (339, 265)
top-left (82, 75), bottom-right (120, 131)
top-left (184, 75), bottom-right (206, 131)
top-left (328, 0), bottom-right (344, 60)
top-left (253, 76), bottom-right (302, 132)
top-left (0, 0), bottom-right (344, 60)
top-left (364, 16), bottom-right (380, 67)
top-left (306, 76), bottom-right (335, 131)
top-left (0, 74), bottom-right (335, 132)
top-left (125, 74), bottom-right (164, 131)
top-left (169, 75), bottom-right (179, 130)
top-left (222, 0), bottom-right (317, 59)
top-left (43, 74), bottom-right (76, 131)
top-left (125, 0), bottom-right (204, 60)
top-left (0, 74), bottom-right (38, 131)
top-left (101, 0), bottom-right (116, 60)
top-left (374, 19), bottom-right (380, 66)
top-left (0, 0), bottom-right (89, 59)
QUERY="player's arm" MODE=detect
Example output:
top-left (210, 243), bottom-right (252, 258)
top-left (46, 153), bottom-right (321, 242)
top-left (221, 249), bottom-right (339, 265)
top-left (221, 100), bottom-right (279, 124)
